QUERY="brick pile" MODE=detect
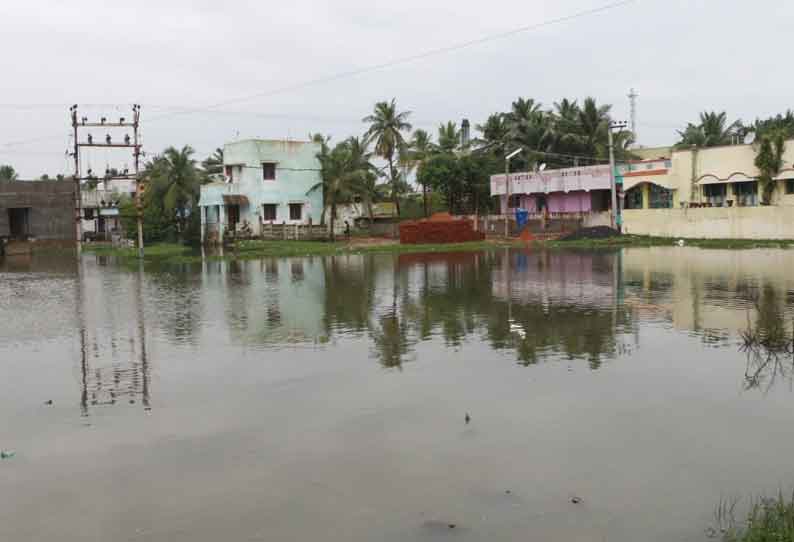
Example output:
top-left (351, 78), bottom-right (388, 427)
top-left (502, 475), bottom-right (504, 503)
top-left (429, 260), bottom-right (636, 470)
top-left (399, 213), bottom-right (485, 244)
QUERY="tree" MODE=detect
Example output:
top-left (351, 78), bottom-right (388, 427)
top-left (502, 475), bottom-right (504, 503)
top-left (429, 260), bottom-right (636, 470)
top-left (408, 129), bottom-right (435, 216)
top-left (417, 153), bottom-right (462, 212)
top-left (39, 174), bottom-right (50, 181)
top-left (754, 129), bottom-right (786, 205)
top-left (576, 97), bottom-right (611, 158)
top-left (309, 138), bottom-right (373, 240)
top-left (346, 136), bottom-right (378, 223)
top-left (475, 113), bottom-right (509, 156)
top-left (437, 121), bottom-right (460, 154)
top-left (141, 146), bottom-right (200, 241)
top-left (676, 111), bottom-right (743, 148)
top-left (201, 148), bottom-right (224, 179)
top-left (363, 99), bottom-right (412, 216)
top-left (0, 165), bottom-right (18, 182)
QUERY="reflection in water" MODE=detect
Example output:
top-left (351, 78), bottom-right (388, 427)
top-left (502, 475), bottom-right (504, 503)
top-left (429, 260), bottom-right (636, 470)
top-left (4, 247), bottom-right (794, 542)
top-left (74, 258), bottom-right (152, 416)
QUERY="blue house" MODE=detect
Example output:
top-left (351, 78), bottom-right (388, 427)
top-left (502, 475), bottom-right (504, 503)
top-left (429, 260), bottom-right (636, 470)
top-left (199, 139), bottom-right (323, 243)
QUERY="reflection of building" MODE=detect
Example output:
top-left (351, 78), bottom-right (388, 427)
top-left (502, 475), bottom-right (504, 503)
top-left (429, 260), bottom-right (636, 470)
top-left (205, 257), bottom-right (327, 345)
top-left (75, 260), bottom-right (151, 415)
top-left (622, 247), bottom-right (794, 336)
top-left (492, 250), bottom-right (617, 308)
top-left (199, 139), bottom-right (323, 243)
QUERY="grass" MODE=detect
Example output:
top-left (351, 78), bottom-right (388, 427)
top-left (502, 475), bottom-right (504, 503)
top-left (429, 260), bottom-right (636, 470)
top-left (713, 492), bottom-right (794, 541)
top-left (78, 233), bottom-right (794, 266)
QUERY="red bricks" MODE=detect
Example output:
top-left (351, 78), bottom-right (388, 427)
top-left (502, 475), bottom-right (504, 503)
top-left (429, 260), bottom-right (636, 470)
top-left (399, 213), bottom-right (485, 244)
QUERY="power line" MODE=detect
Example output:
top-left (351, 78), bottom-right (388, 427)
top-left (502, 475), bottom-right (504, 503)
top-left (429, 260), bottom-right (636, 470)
top-left (0, 0), bottom-right (638, 150)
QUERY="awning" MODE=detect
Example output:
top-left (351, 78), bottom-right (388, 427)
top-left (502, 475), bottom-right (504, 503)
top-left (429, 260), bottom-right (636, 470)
top-left (223, 194), bottom-right (249, 205)
top-left (697, 173), bottom-right (756, 185)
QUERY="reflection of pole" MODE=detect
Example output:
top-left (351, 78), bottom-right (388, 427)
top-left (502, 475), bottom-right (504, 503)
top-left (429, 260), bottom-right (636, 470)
top-left (73, 258), bottom-right (88, 416)
top-left (136, 259), bottom-right (150, 409)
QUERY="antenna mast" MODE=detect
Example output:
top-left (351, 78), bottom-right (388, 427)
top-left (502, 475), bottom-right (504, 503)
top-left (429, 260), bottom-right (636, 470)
top-left (628, 88), bottom-right (638, 145)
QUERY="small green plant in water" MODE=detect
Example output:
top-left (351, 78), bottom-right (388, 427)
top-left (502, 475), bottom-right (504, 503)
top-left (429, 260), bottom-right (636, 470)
top-left (711, 492), bottom-right (794, 541)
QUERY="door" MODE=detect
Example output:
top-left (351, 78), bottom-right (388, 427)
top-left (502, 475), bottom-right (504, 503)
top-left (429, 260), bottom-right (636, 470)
top-left (8, 208), bottom-right (30, 238)
top-left (226, 205), bottom-right (240, 230)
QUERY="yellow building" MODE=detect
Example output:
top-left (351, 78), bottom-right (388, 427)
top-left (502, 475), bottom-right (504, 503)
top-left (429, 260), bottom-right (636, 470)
top-left (621, 140), bottom-right (794, 239)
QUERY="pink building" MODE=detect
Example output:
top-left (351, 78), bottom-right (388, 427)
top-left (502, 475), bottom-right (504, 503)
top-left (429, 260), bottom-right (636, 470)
top-left (490, 164), bottom-right (613, 216)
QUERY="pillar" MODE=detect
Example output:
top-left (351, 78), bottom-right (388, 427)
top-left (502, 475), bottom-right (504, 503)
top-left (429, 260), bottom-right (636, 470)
top-left (200, 206), bottom-right (206, 243)
top-left (218, 204), bottom-right (226, 243)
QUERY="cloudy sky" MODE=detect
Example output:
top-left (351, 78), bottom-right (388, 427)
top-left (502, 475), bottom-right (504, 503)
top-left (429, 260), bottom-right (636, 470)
top-left (0, 0), bottom-right (791, 177)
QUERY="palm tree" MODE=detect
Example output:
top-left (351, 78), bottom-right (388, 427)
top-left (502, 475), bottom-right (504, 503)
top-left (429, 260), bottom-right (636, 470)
top-left (437, 121), bottom-right (460, 154)
top-left (550, 98), bottom-right (582, 154)
top-left (0, 165), bottom-right (18, 182)
top-left (408, 129), bottom-right (435, 216)
top-left (346, 136), bottom-right (378, 223)
top-left (309, 138), bottom-right (373, 240)
top-left (156, 146), bottom-right (200, 231)
top-left (363, 99), bottom-right (412, 216)
top-left (576, 97), bottom-right (611, 158)
top-left (309, 134), bottom-right (332, 225)
top-left (676, 111), bottom-right (743, 148)
top-left (475, 113), bottom-right (509, 156)
top-left (201, 148), bottom-right (224, 178)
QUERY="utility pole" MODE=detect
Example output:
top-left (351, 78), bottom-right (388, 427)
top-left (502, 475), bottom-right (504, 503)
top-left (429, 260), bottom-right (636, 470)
top-left (504, 148), bottom-right (522, 238)
top-left (70, 104), bottom-right (144, 257)
top-left (69, 105), bottom-right (82, 256)
top-left (608, 121), bottom-right (628, 230)
top-left (132, 105), bottom-right (143, 258)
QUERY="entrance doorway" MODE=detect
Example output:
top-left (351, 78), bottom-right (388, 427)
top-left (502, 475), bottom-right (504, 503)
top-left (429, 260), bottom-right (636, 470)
top-left (226, 204), bottom-right (240, 230)
top-left (8, 208), bottom-right (30, 238)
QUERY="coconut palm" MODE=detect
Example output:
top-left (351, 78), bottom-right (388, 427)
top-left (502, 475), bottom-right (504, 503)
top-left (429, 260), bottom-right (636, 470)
top-left (437, 121), bottom-right (460, 154)
top-left (0, 165), bottom-right (18, 182)
top-left (576, 97), bottom-right (611, 158)
top-left (309, 138), bottom-right (374, 240)
top-left (152, 146), bottom-right (200, 229)
top-left (201, 148), bottom-right (224, 178)
top-left (676, 111), bottom-right (743, 148)
top-left (475, 113), bottom-right (509, 156)
top-left (408, 129), bottom-right (435, 216)
top-left (363, 99), bottom-right (412, 216)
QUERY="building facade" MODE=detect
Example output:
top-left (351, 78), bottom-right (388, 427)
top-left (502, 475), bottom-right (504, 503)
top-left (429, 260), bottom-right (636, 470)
top-left (199, 139), bottom-right (323, 243)
top-left (0, 180), bottom-right (76, 243)
top-left (490, 164), bottom-right (613, 217)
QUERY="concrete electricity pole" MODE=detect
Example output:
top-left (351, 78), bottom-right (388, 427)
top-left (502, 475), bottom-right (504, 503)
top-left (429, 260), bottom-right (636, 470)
top-left (71, 104), bottom-right (144, 256)
top-left (504, 148), bottom-right (522, 237)
top-left (608, 120), bottom-right (628, 230)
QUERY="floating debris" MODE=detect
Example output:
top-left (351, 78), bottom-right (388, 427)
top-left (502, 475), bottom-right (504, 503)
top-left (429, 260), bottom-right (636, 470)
top-left (1, 450), bottom-right (16, 460)
top-left (570, 496), bottom-right (582, 504)
top-left (465, 413), bottom-right (471, 424)
top-left (44, 400), bottom-right (53, 406)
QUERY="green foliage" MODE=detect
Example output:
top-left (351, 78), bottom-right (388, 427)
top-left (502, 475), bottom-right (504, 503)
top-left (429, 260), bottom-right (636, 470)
top-left (754, 129), bottom-right (786, 205)
top-left (363, 98), bottom-right (412, 214)
top-left (717, 492), bottom-right (794, 542)
top-left (473, 96), bottom-right (635, 170)
top-left (676, 111), bottom-right (744, 148)
top-left (437, 121), bottom-right (460, 154)
top-left (0, 164), bottom-right (18, 182)
top-left (310, 136), bottom-right (377, 240)
top-left (200, 147), bottom-right (224, 180)
top-left (416, 152), bottom-right (496, 215)
top-left (123, 145), bottom-right (201, 245)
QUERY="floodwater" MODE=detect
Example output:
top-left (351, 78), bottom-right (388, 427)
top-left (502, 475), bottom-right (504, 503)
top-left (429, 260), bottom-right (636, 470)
top-left (1, 247), bottom-right (794, 541)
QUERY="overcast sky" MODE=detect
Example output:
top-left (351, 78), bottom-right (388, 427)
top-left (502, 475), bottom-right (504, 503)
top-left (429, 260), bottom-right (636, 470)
top-left (1, 0), bottom-right (792, 177)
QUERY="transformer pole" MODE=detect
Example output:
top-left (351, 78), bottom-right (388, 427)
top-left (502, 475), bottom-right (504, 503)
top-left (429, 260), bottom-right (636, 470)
top-left (608, 120), bottom-right (628, 231)
top-left (133, 105), bottom-right (144, 259)
top-left (70, 105), bottom-right (83, 257)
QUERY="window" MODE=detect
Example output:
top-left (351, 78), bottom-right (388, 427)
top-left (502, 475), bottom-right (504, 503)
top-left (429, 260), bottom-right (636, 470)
top-left (263, 204), bottom-right (277, 221)
top-left (289, 203), bottom-right (302, 221)
top-left (786, 179), bottom-right (794, 195)
top-left (507, 195), bottom-right (521, 208)
top-left (733, 181), bottom-right (758, 207)
top-left (262, 162), bottom-right (276, 181)
top-left (625, 186), bottom-right (643, 209)
top-left (649, 184), bottom-right (673, 209)
top-left (703, 183), bottom-right (727, 206)
top-left (84, 208), bottom-right (95, 220)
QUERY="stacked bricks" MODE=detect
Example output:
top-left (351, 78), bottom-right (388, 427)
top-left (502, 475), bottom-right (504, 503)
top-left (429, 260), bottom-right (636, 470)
top-left (399, 213), bottom-right (485, 245)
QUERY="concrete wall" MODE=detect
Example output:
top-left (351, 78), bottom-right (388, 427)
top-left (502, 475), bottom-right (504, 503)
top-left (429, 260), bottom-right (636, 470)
top-left (0, 181), bottom-right (76, 241)
top-left (623, 207), bottom-right (794, 239)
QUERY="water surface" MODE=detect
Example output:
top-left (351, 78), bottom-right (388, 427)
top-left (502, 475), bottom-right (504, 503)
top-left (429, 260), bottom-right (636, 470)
top-left (2, 247), bottom-right (794, 541)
